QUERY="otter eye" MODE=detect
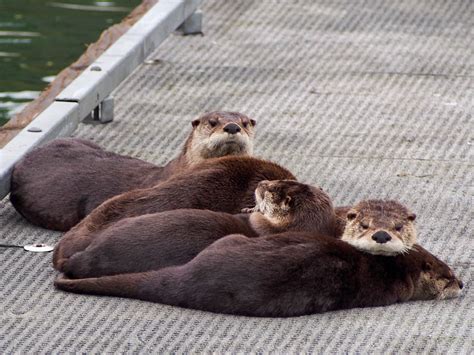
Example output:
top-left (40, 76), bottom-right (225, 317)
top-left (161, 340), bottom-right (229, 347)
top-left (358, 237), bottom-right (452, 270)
top-left (422, 261), bottom-right (433, 271)
top-left (242, 121), bottom-right (249, 128)
top-left (347, 211), bottom-right (357, 220)
top-left (360, 221), bottom-right (369, 229)
top-left (208, 120), bottom-right (217, 127)
top-left (394, 223), bottom-right (403, 231)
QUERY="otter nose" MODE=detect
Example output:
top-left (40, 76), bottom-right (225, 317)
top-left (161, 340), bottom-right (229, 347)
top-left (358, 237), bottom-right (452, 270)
top-left (223, 123), bottom-right (241, 134)
top-left (458, 280), bottom-right (464, 289)
top-left (372, 231), bottom-right (392, 244)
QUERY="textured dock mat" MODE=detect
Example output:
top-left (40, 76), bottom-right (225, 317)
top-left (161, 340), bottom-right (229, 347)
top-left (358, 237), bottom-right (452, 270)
top-left (1, 0), bottom-right (472, 352)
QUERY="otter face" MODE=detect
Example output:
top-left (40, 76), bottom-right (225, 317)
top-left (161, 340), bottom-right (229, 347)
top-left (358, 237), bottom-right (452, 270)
top-left (253, 180), bottom-right (294, 219)
top-left (253, 180), bottom-right (332, 220)
top-left (411, 246), bottom-right (463, 300)
top-left (189, 111), bottom-right (256, 163)
top-left (341, 200), bottom-right (417, 256)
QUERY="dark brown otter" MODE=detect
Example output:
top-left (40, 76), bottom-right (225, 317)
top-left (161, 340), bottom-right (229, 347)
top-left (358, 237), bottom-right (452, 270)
top-left (52, 156), bottom-right (296, 266)
top-left (244, 180), bottom-right (339, 237)
top-left (340, 200), bottom-right (417, 255)
top-left (55, 232), bottom-right (463, 317)
top-left (54, 180), bottom-right (339, 274)
top-left (10, 111), bottom-right (256, 231)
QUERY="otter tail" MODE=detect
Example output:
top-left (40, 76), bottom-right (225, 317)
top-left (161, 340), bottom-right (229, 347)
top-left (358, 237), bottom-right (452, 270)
top-left (55, 273), bottom-right (142, 297)
top-left (54, 271), bottom-right (167, 303)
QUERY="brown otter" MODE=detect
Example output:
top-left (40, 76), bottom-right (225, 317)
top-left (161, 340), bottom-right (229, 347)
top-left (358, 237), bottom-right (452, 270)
top-left (244, 180), bottom-right (339, 237)
top-left (52, 155), bottom-right (296, 265)
top-left (339, 200), bottom-right (417, 256)
top-left (10, 111), bottom-right (256, 231)
top-left (56, 180), bottom-right (339, 278)
top-left (55, 232), bottom-right (463, 317)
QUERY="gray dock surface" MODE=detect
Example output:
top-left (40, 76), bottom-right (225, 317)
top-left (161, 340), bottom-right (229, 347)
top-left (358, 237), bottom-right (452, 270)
top-left (1, 0), bottom-right (472, 352)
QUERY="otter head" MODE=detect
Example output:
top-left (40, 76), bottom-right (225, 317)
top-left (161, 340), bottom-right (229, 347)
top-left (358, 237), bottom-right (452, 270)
top-left (185, 111), bottom-right (256, 165)
top-left (409, 245), bottom-right (463, 301)
top-left (341, 200), bottom-right (417, 255)
top-left (249, 180), bottom-right (337, 235)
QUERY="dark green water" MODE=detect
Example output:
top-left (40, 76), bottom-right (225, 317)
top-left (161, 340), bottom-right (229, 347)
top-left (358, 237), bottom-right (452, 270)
top-left (0, 0), bottom-right (140, 126)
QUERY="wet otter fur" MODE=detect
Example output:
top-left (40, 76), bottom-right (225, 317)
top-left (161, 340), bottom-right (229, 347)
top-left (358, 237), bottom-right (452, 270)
top-left (55, 233), bottom-right (463, 317)
top-left (52, 156), bottom-right (296, 265)
top-left (57, 180), bottom-right (339, 278)
top-left (10, 111), bottom-right (256, 231)
top-left (340, 200), bottom-right (417, 255)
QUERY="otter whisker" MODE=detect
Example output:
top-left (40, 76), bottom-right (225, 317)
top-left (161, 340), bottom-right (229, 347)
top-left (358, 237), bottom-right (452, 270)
top-left (356, 234), bottom-right (364, 240)
top-left (399, 247), bottom-right (411, 255)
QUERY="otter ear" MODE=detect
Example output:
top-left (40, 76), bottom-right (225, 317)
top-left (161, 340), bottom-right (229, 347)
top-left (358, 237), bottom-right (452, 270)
top-left (192, 119), bottom-right (200, 128)
top-left (422, 261), bottom-right (433, 271)
top-left (250, 119), bottom-right (257, 126)
top-left (347, 209), bottom-right (357, 221)
top-left (284, 195), bottom-right (292, 206)
top-left (408, 213), bottom-right (416, 221)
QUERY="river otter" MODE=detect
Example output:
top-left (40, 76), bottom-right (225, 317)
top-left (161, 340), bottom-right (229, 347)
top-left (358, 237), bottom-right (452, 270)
top-left (243, 180), bottom-right (339, 237)
top-left (340, 200), bottom-right (417, 255)
top-left (56, 180), bottom-right (339, 277)
top-left (10, 111), bottom-right (256, 231)
top-left (53, 156), bottom-right (296, 265)
top-left (55, 233), bottom-right (463, 317)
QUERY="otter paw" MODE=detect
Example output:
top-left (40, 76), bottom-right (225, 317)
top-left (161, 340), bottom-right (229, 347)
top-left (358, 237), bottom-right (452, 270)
top-left (241, 207), bottom-right (257, 213)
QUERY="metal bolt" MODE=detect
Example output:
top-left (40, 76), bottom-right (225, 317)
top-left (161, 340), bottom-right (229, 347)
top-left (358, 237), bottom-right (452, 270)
top-left (91, 66), bottom-right (102, 71)
top-left (27, 127), bottom-right (42, 133)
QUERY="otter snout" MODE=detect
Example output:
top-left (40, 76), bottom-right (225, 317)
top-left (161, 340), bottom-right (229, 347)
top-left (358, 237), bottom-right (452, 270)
top-left (372, 231), bottom-right (392, 244)
top-left (440, 277), bottom-right (464, 299)
top-left (223, 123), bottom-right (241, 134)
top-left (256, 180), bottom-right (269, 200)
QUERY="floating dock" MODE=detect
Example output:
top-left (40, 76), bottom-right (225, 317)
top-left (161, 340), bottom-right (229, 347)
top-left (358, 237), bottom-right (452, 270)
top-left (1, 0), bottom-right (472, 352)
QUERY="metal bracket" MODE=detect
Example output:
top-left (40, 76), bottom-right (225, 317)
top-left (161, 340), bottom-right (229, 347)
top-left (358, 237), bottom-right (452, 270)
top-left (179, 10), bottom-right (203, 35)
top-left (85, 96), bottom-right (114, 124)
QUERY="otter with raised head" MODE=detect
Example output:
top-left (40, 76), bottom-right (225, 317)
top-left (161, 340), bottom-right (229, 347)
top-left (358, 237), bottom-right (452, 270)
top-left (244, 180), bottom-right (339, 237)
top-left (55, 232), bottom-right (463, 317)
top-left (10, 111), bottom-right (256, 231)
top-left (56, 180), bottom-right (339, 277)
top-left (339, 200), bottom-right (417, 255)
top-left (53, 155), bottom-right (296, 264)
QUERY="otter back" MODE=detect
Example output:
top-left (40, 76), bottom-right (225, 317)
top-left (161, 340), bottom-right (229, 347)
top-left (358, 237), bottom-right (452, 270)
top-left (55, 233), bottom-right (462, 317)
top-left (10, 139), bottom-right (163, 231)
top-left (58, 210), bottom-right (258, 278)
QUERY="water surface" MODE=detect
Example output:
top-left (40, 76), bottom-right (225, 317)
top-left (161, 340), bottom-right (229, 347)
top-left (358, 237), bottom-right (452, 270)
top-left (0, 0), bottom-right (140, 126)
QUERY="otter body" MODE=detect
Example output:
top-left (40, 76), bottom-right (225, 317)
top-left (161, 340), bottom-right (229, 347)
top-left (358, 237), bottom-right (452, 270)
top-left (59, 210), bottom-right (258, 278)
top-left (10, 139), bottom-right (163, 231)
top-left (10, 112), bottom-right (256, 231)
top-left (55, 180), bottom-right (339, 276)
top-left (53, 156), bottom-right (296, 264)
top-left (55, 233), bottom-right (462, 317)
